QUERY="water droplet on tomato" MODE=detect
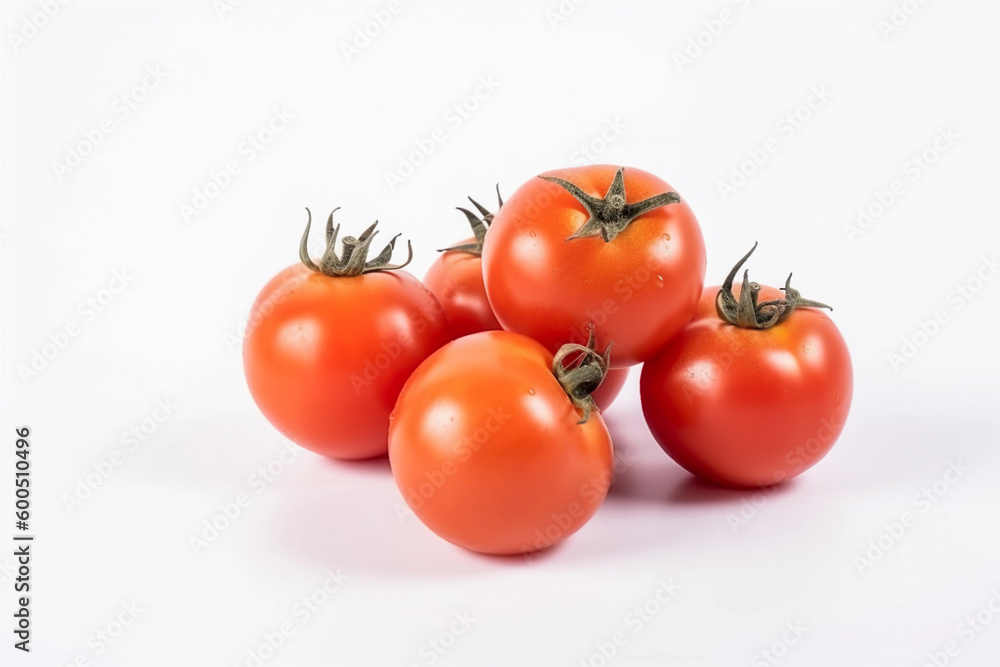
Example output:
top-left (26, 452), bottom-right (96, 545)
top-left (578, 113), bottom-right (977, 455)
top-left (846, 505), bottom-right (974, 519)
top-left (528, 388), bottom-right (536, 396)
top-left (529, 231), bottom-right (536, 238)
top-left (662, 233), bottom-right (671, 242)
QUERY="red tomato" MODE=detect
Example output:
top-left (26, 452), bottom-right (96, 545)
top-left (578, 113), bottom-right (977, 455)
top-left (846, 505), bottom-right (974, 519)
top-left (244, 211), bottom-right (447, 460)
top-left (640, 246), bottom-right (852, 487)
top-left (423, 191), bottom-right (503, 339)
top-left (389, 331), bottom-right (614, 555)
top-left (482, 164), bottom-right (706, 368)
top-left (592, 368), bottom-right (629, 412)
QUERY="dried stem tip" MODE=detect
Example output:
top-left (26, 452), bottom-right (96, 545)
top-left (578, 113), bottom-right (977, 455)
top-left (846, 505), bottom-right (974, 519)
top-left (299, 208), bottom-right (413, 277)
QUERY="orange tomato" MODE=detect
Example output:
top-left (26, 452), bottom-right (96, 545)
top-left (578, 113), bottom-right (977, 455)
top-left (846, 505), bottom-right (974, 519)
top-left (389, 331), bottom-right (614, 555)
top-left (244, 214), bottom-right (448, 459)
top-left (482, 165), bottom-right (706, 367)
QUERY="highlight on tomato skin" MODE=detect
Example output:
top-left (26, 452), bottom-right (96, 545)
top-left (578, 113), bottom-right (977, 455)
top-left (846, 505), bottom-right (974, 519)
top-left (388, 330), bottom-right (615, 555)
top-left (639, 247), bottom-right (853, 488)
top-left (481, 164), bottom-right (706, 368)
top-left (243, 210), bottom-right (449, 460)
top-left (424, 246), bottom-right (502, 340)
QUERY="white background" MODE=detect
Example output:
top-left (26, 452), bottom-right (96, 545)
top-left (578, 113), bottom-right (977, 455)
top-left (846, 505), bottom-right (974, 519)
top-left (2, 0), bottom-right (999, 665)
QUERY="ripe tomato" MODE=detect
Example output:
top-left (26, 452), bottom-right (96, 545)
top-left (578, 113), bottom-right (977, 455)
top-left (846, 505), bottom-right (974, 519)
top-left (482, 164), bottom-right (706, 368)
top-left (640, 245), bottom-right (852, 487)
top-left (423, 189), bottom-right (503, 339)
top-left (592, 368), bottom-right (629, 412)
top-left (388, 331), bottom-right (614, 555)
top-left (244, 210), bottom-right (447, 460)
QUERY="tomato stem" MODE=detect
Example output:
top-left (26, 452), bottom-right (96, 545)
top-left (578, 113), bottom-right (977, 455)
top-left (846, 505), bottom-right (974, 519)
top-left (715, 243), bottom-right (832, 329)
top-left (299, 208), bottom-right (413, 277)
top-left (552, 326), bottom-right (611, 424)
top-left (438, 185), bottom-right (504, 256)
top-left (539, 167), bottom-right (680, 242)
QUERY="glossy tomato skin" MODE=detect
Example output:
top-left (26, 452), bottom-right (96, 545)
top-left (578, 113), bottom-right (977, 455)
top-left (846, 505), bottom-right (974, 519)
top-left (592, 368), bottom-right (629, 412)
top-left (389, 331), bottom-right (614, 555)
top-left (640, 285), bottom-right (852, 488)
top-left (482, 165), bottom-right (706, 368)
top-left (423, 239), bottom-right (502, 340)
top-left (244, 264), bottom-right (447, 460)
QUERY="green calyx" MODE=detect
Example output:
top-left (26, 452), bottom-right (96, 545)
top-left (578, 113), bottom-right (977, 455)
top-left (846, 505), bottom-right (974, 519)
top-left (299, 208), bottom-right (412, 277)
top-left (715, 242), bottom-right (832, 329)
top-left (438, 185), bottom-right (504, 256)
top-left (552, 327), bottom-right (612, 424)
top-left (539, 167), bottom-right (680, 242)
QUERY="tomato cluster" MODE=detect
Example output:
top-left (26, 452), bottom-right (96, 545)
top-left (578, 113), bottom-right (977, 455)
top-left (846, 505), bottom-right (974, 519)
top-left (243, 165), bottom-right (852, 556)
